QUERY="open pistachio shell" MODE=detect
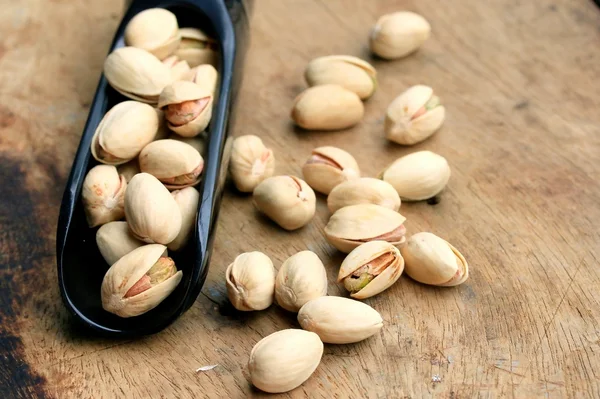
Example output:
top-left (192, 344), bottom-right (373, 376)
top-left (124, 8), bottom-right (181, 60)
top-left (174, 27), bottom-right (219, 67)
top-left (226, 251), bottom-right (276, 311)
top-left (158, 81), bottom-right (213, 137)
top-left (168, 187), bottom-right (200, 251)
top-left (301, 146), bottom-right (360, 195)
top-left (139, 139), bottom-right (204, 190)
top-left (327, 177), bottom-right (400, 213)
top-left (81, 165), bottom-right (127, 228)
top-left (305, 55), bottom-right (377, 100)
top-left (96, 221), bottom-right (145, 265)
top-left (274, 251), bottom-right (328, 312)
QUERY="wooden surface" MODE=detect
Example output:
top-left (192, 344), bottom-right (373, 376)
top-left (1, 0), bottom-right (600, 397)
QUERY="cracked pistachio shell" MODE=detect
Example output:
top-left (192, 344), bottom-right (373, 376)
top-left (385, 85), bottom-right (445, 145)
top-left (400, 232), bottom-right (469, 286)
top-left (302, 146), bottom-right (360, 195)
top-left (324, 204), bottom-right (407, 254)
top-left (158, 81), bottom-right (213, 137)
top-left (117, 160), bottom-right (141, 183)
top-left (291, 84), bottom-right (364, 131)
top-left (104, 47), bottom-right (173, 104)
top-left (124, 8), bottom-right (181, 60)
top-left (226, 252), bottom-right (276, 311)
top-left (253, 176), bottom-right (316, 231)
top-left (168, 187), bottom-right (199, 251)
top-left (327, 177), bottom-right (400, 214)
top-left (124, 173), bottom-right (182, 244)
top-left (185, 64), bottom-right (218, 97)
top-left (139, 139), bottom-right (204, 190)
top-left (337, 241), bottom-right (404, 299)
top-left (298, 296), bottom-right (383, 344)
top-left (381, 150), bottom-right (450, 201)
top-left (91, 101), bottom-right (159, 165)
top-left (81, 165), bottom-right (127, 228)
top-left (101, 244), bottom-right (182, 317)
top-left (162, 55), bottom-right (191, 81)
top-left (229, 135), bottom-right (275, 193)
top-left (275, 251), bottom-right (328, 312)
top-left (305, 55), bottom-right (377, 100)
top-left (174, 27), bottom-right (219, 67)
top-left (249, 329), bottom-right (323, 394)
top-left (168, 133), bottom-right (206, 154)
top-left (370, 11), bottom-right (431, 59)
top-left (96, 221), bottom-right (145, 265)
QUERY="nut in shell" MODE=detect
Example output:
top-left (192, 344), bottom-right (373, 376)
top-left (162, 55), bottom-right (191, 81)
top-left (226, 251), bottom-right (276, 311)
top-left (81, 165), bottom-right (127, 228)
top-left (304, 55), bottom-right (377, 100)
top-left (168, 187), bottom-right (199, 251)
top-left (124, 8), bottom-right (181, 60)
top-left (229, 135), bottom-right (275, 193)
top-left (158, 81), bottom-right (213, 137)
top-left (185, 64), bottom-right (218, 97)
top-left (139, 139), bottom-right (204, 190)
top-left (327, 177), bottom-right (400, 213)
top-left (275, 251), bottom-right (328, 312)
top-left (174, 27), bottom-right (219, 67)
top-left (96, 221), bottom-right (145, 265)
top-left (370, 11), bottom-right (431, 60)
top-left (302, 146), bottom-right (360, 195)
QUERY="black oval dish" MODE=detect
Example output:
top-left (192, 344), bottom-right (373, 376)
top-left (56, 0), bottom-right (251, 337)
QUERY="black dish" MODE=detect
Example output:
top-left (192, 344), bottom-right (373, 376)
top-left (56, 0), bottom-right (251, 337)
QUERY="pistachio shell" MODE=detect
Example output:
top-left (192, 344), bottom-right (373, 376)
top-left (298, 296), bottom-right (383, 343)
top-left (305, 55), bottom-right (377, 100)
top-left (81, 165), bottom-right (127, 227)
top-left (158, 81), bottom-right (213, 137)
top-left (174, 27), bottom-right (219, 67)
top-left (249, 329), bottom-right (323, 394)
top-left (400, 232), bottom-right (469, 286)
top-left (275, 251), bottom-right (328, 312)
top-left (291, 84), bottom-right (364, 131)
top-left (162, 55), bottom-right (191, 80)
top-left (91, 101), bottom-right (159, 165)
top-left (381, 151), bottom-right (451, 201)
top-left (327, 177), bottom-right (400, 213)
top-left (139, 139), bottom-right (204, 190)
top-left (324, 204), bottom-right (407, 253)
top-left (226, 252), bottom-right (276, 311)
top-left (229, 135), bottom-right (275, 193)
top-left (96, 221), bottom-right (145, 265)
top-left (124, 8), bottom-right (181, 60)
top-left (167, 187), bottom-right (199, 251)
top-left (302, 146), bottom-right (360, 194)
top-left (185, 64), bottom-right (219, 96)
top-left (117, 159), bottom-right (141, 183)
top-left (370, 11), bottom-right (431, 59)
top-left (124, 173), bottom-right (182, 244)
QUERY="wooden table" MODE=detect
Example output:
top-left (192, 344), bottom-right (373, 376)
top-left (2, 0), bottom-right (600, 397)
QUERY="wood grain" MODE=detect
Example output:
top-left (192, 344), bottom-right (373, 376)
top-left (1, 0), bottom-right (600, 397)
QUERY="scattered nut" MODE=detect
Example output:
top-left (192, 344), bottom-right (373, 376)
top-left (304, 55), bottom-right (377, 100)
top-left (229, 135), bottom-right (275, 193)
top-left (301, 146), bottom-right (360, 195)
top-left (275, 251), bottom-right (328, 312)
top-left (327, 177), bottom-right (400, 213)
top-left (370, 11), bottom-right (431, 59)
top-left (226, 251), bottom-right (276, 311)
top-left (81, 165), bottom-right (127, 228)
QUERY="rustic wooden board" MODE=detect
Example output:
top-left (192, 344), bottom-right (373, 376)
top-left (1, 0), bottom-right (600, 397)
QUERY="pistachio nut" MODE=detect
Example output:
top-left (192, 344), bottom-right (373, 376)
top-left (226, 251), bottom-right (276, 311)
top-left (229, 135), bottom-right (275, 193)
top-left (103, 47), bottom-right (172, 104)
top-left (291, 84), bottom-right (364, 131)
top-left (338, 241), bottom-right (404, 299)
top-left (167, 187), bottom-right (199, 251)
top-left (162, 55), bottom-right (191, 81)
top-left (124, 8), bottom-right (181, 60)
top-left (327, 177), bottom-right (400, 213)
top-left (298, 296), bottom-right (383, 344)
top-left (249, 329), bottom-right (323, 394)
top-left (158, 81), bottom-right (213, 137)
top-left (385, 85), bottom-right (445, 145)
top-left (185, 64), bottom-right (218, 97)
top-left (324, 204), bottom-right (407, 254)
top-left (139, 139), bottom-right (204, 190)
top-left (124, 173), bottom-right (182, 244)
top-left (370, 11), bottom-right (431, 60)
top-left (275, 251), bottom-right (328, 312)
top-left (91, 101), bottom-right (159, 165)
top-left (117, 159), bottom-right (140, 183)
top-left (400, 232), bottom-right (469, 286)
top-left (305, 55), bottom-right (377, 100)
top-left (101, 244), bottom-right (183, 317)
top-left (96, 221), bottom-right (145, 265)
top-left (253, 176), bottom-right (316, 231)
top-left (301, 146), bottom-right (360, 195)
top-left (81, 165), bottom-right (126, 228)
top-left (380, 150), bottom-right (451, 201)
top-left (174, 27), bottom-right (219, 67)
top-left (168, 133), bottom-right (206, 154)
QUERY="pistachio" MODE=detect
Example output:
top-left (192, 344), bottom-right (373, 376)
top-left (226, 252), bottom-right (276, 311)
top-left (117, 159), bottom-right (140, 183)
top-left (229, 135), bottom-right (275, 193)
top-left (400, 232), bottom-right (469, 286)
top-left (248, 329), bottom-right (323, 394)
top-left (253, 176), bottom-right (316, 231)
top-left (96, 221), bottom-right (145, 265)
top-left (301, 146), bottom-right (360, 195)
top-left (139, 139), bottom-right (204, 190)
top-left (385, 85), bottom-right (445, 145)
top-left (380, 150), bottom-right (451, 201)
top-left (81, 165), bottom-right (127, 228)
top-left (104, 47), bottom-right (172, 104)
top-left (174, 27), bottom-right (219, 67)
top-left (324, 204), bottom-right (407, 253)
top-left (185, 64), bottom-right (218, 97)
top-left (327, 177), bottom-right (400, 213)
top-left (291, 84), bottom-right (364, 131)
top-left (275, 251), bottom-right (328, 312)
top-left (370, 11), bottom-right (431, 60)
top-left (162, 55), bottom-right (191, 81)
top-left (91, 101), bottom-right (159, 165)
top-left (338, 241), bottom-right (404, 299)
top-left (124, 8), bottom-right (181, 60)
top-left (298, 296), bottom-right (383, 344)
top-left (124, 173), bottom-right (182, 244)
top-left (168, 133), bottom-right (206, 154)
top-left (158, 81), bottom-right (213, 137)
top-left (101, 244), bottom-right (182, 317)
top-left (305, 55), bottom-right (377, 100)
top-left (168, 187), bottom-right (199, 251)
